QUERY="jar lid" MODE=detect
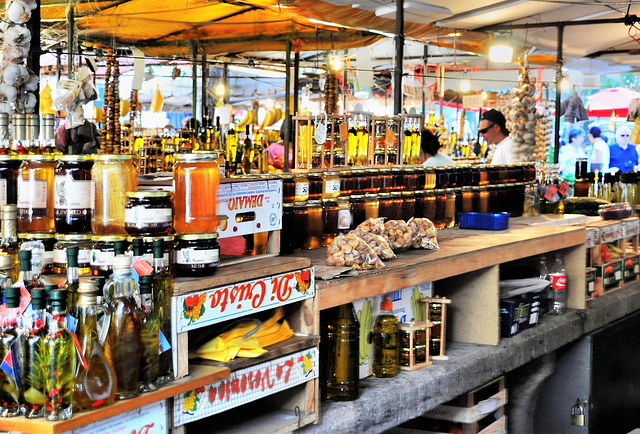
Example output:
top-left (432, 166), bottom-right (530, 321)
top-left (321, 198), bottom-right (338, 203)
top-left (23, 154), bottom-right (53, 161)
top-left (401, 191), bottom-right (415, 196)
top-left (0, 253), bottom-right (11, 269)
top-left (19, 232), bottom-right (55, 239)
top-left (126, 191), bottom-right (171, 199)
top-left (177, 233), bottom-right (219, 241)
top-left (294, 174), bottom-right (308, 179)
top-left (283, 202), bottom-right (295, 208)
top-left (350, 194), bottom-right (364, 199)
top-left (324, 171), bottom-right (339, 176)
top-left (378, 192), bottom-right (391, 197)
top-left (57, 154), bottom-right (93, 162)
top-left (175, 153), bottom-right (218, 163)
top-left (293, 201), bottom-right (307, 206)
top-left (92, 154), bottom-right (135, 161)
top-left (391, 167), bottom-right (403, 172)
top-left (307, 199), bottom-right (322, 205)
top-left (364, 193), bottom-right (378, 198)
top-left (339, 170), bottom-right (353, 175)
top-left (365, 168), bottom-right (379, 173)
top-left (91, 235), bottom-right (128, 242)
top-left (0, 155), bottom-right (20, 162)
top-left (390, 191), bottom-right (402, 197)
top-left (281, 173), bottom-right (294, 179)
top-left (306, 173), bottom-right (322, 179)
top-left (55, 234), bottom-right (92, 241)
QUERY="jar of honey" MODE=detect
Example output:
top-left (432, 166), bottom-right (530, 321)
top-left (367, 168), bottom-right (381, 193)
top-left (444, 189), bottom-right (456, 228)
top-left (433, 189), bottom-right (446, 229)
top-left (305, 200), bottom-right (322, 249)
top-left (388, 192), bottom-right (403, 220)
top-left (364, 193), bottom-right (379, 220)
top-left (282, 174), bottom-right (295, 203)
top-left (173, 153), bottom-right (219, 235)
top-left (401, 191), bottom-right (416, 221)
top-left (378, 193), bottom-right (392, 220)
top-left (402, 167), bottom-right (417, 191)
top-left (293, 202), bottom-right (308, 252)
top-left (434, 166), bottom-right (448, 189)
top-left (473, 186), bottom-right (489, 213)
top-left (461, 186), bottom-right (473, 213)
top-left (322, 172), bottom-right (341, 198)
top-left (280, 203), bottom-right (296, 254)
top-left (352, 169), bottom-right (366, 195)
top-left (307, 174), bottom-right (323, 200)
top-left (379, 168), bottom-right (393, 192)
top-left (92, 154), bottom-right (138, 235)
top-left (17, 155), bottom-right (55, 233)
top-left (321, 198), bottom-right (339, 246)
top-left (415, 167), bottom-right (425, 191)
top-left (391, 167), bottom-right (403, 191)
top-left (339, 170), bottom-right (354, 196)
top-left (424, 167), bottom-right (436, 190)
top-left (349, 194), bottom-right (366, 228)
top-left (294, 174), bottom-right (310, 201)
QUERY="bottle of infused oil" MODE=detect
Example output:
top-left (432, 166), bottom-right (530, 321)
top-left (325, 303), bottom-right (359, 401)
top-left (0, 287), bottom-right (23, 417)
top-left (152, 239), bottom-right (173, 382)
top-left (63, 247), bottom-right (80, 315)
top-left (372, 295), bottom-right (399, 378)
top-left (139, 275), bottom-right (159, 392)
top-left (45, 289), bottom-right (75, 421)
top-left (103, 255), bottom-right (142, 400)
top-left (21, 288), bottom-right (48, 418)
top-left (73, 279), bottom-right (116, 411)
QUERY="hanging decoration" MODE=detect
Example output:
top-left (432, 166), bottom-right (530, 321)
top-left (101, 49), bottom-right (121, 154)
top-left (506, 60), bottom-right (537, 162)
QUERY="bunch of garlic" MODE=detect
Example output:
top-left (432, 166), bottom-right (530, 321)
top-left (533, 100), bottom-right (554, 161)
top-left (0, 0), bottom-right (39, 115)
top-left (508, 65), bottom-right (537, 162)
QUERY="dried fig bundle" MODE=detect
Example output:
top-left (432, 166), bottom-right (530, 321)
top-left (355, 218), bottom-right (385, 236)
top-left (326, 234), bottom-right (385, 270)
top-left (382, 220), bottom-right (415, 251)
top-left (407, 217), bottom-right (439, 250)
top-left (350, 229), bottom-right (396, 260)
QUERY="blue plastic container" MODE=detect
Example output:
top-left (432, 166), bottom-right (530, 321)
top-left (459, 212), bottom-right (510, 230)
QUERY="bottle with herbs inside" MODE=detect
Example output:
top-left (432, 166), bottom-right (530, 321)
top-left (103, 255), bottom-right (142, 400)
top-left (138, 275), bottom-right (159, 392)
top-left (73, 279), bottom-right (116, 411)
top-left (152, 239), bottom-right (173, 382)
top-left (63, 246), bottom-right (80, 315)
top-left (21, 288), bottom-right (48, 418)
top-left (44, 289), bottom-right (75, 421)
top-left (0, 287), bottom-right (23, 417)
top-left (1, 204), bottom-right (19, 280)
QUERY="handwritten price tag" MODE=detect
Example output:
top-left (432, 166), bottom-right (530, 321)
top-left (385, 128), bottom-right (396, 147)
top-left (339, 122), bottom-right (348, 141)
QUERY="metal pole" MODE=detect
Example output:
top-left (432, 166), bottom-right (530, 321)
top-left (553, 25), bottom-right (564, 164)
top-left (421, 44), bottom-right (428, 117)
top-left (284, 40), bottom-right (292, 172)
top-left (201, 54), bottom-right (207, 125)
top-left (393, 0), bottom-right (404, 115)
top-left (293, 52), bottom-right (300, 116)
top-left (66, 6), bottom-right (74, 78)
top-left (192, 42), bottom-right (198, 125)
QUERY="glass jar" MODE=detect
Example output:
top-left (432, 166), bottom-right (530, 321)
top-left (433, 189), bottom-right (446, 229)
top-left (367, 168), bottom-right (381, 193)
top-left (323, 172), bottom-right (341, 198)
top-left (124, 191), bottom-right (173, 236)
top-left (305, 200), bottom-right (322, 249)
top-left (280, 203), bottom-right (296, 254)
top-left (391, 167), bottom-right (404, 191)
top-left (294, 174), bottom-right (310, 201)
top-left (425, 167), bottom-right (436, 190)
top-left (17, 155), bottom-right (55, 233)
top-left (423, 190), bottom-right (436, 222)
top-left (473, 186), bottom-right (489, 213)
top-left (414, 190), bottom-right (425, 218)
top-left (321, 198), bottom-right (339, 247)
top-left (92, 154), bottom-right (139, 235)
top-left (18, 232), bottom-right (55, 274)
top-left (379, 169), bottom-right (393, 193)
top-left (415, 167), bottom-right (426, 191)
top-left (477, 165), bottom-right (488, 186)
top-left (339, 171), bottom-right (354, 196)
top-left (461, 186), bottom-right (473, 213)
top-left (293, 202), bottom-right (308, 252)
top-left (307, 174), bottom-right (323, 200)
top-left (444, 189), bottom-right (456, 228)
top-left (402, 167), bottom-right (418, 191)
top-left (459, 165), bottom-right (472, 187)
top-left (54, 155), bottom-right (94, 234)
top-left (91, 235), bottom-right (129, 277)
top-left (400, 191), bottom-right (415, 221)
top-left (53, 233), bottom-right (93, 275)
top-left (447, 167), bottom-right (458, 188)
top-left (173, 233), bottom-right (220, 277)
top-left (336, 197), bottom-right (351, 234)
top-left (364, 194), bottom-right (379, 220)
top-left (0, 155), bottom-right (20, 205)
top-left (434, 166), bottom-right (448, 189)
top-left (282, 174), bottom-right (295, 203)
top-left (352, 169), bottom-right (366, 195)
top-left (173, 154), bottom-right (219, 235)
top-left (349, 194), bottom-right (366, 229)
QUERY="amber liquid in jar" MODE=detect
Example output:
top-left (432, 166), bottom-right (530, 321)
top-left (307, 175), bottom-right (323, 200)
top-left (388, 192), bottom-right (403, 220)
top-left (293, 202), bottom-right (308, 251)
top-left (321, 199), bottom-right (339, 247)
top-left (92, 155), bottom-right (139, 235)
top-left (350, 195), bottom-right (366, 229)
top-left (433, 190), bottom-right (446, 229)
top-left (17, 156), bottom-right (55, 233)
top-left (282, 175), bottom-right (295, 203)
top-left (425, 168), bottom-right (436, 190)
top-left (424, 191), bottom-right (436, 222)
top-left (401, 192), bottom-right (415, 221)
top-left (339, 171), bottom-right (353, 196)
top-left (305, 200), bottom-right (322, 249)
top-left (462, 187), bottom-right (473, 213)
top-left (173, 155), bottom-right (219, 234)
top-left (280, 204), bottom-right (296, 254)
top-left (444, 190), bottom-right (456, 228)
top-left (364, 194), bottom-right (379, 220)
top-left (473, 187), bottom-right (489, 213)
top-left (380, 170), bottom-right (393, 192)
top-left (402, 168), bottom-right (417, 191)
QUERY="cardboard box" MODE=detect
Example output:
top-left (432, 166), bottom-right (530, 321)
top-left (596, 259), bottom-right (623, 291)
top-left (623, 255), bottom-right (640, 282)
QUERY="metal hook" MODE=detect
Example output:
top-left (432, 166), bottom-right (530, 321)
top-left (294, 405), bottom-right (302, 432)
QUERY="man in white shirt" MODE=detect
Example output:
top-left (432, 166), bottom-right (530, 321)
top-left (478, 109), bottom-right (514, 164)
top-left (587, 126), bottom-right (609, 173)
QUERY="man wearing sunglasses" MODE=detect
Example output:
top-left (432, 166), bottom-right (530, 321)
top-left (609, 126), bottom-right (637, 173)
top-left (478, 109), bottom-right (513, 164)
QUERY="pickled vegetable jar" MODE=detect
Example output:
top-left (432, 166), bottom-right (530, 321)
top-left (173, 154), bottom-right (219, 234)
top-left (92, 155), bottom-right (138, 235)
top-left (54, 155), bottom-right (94, 234)
top-left (17, 155), bottom-right (55, 233)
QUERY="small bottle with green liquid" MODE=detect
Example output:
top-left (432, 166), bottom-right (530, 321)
top-left (372, 295), bottom-right (399, 378)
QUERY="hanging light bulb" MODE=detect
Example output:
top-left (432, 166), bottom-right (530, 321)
top-left (460, 71), bottom-right (470, 93)
top-left (215, 82), bottom-right (226, 96)
top-left (489, 33), bottom-right (513, 63)
top-left (481, 90), bottom-right (488, 100)
top-left (329, 55), bottom-right (343, 71)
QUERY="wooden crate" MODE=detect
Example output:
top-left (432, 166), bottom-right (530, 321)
top-left (399, 321), bottom-right (433, 371)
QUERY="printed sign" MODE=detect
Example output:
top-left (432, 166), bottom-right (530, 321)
top-left (64, 401), bottom-right (167, 434)
top-left (175, 267), bottom-right (314, 331)
top-left (622, 218), bottom-right (639, 238)
top-left (173, 348), bottom-right (318, 426)
top-left (462, 95), bottom-right (483, 109)
top-left (599, 222), bottom-right (622, 244)
top-left (217, 179), bottom-right (283, 239)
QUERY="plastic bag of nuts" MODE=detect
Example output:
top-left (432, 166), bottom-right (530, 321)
top-left (326, 234), bottom-right (385, 270)
top-left (355, 218), bottom-right (385, 236)
top-left (407, 217), bottom-right (439, 250)
top-left (382, 220), bottom-right (416, 251)
top-left (350, 229), bottom-right (396, 260)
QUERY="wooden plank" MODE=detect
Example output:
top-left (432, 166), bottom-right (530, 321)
top-left (313, 225), bottom-right (585, 310)
top-left (0, 364), bottom-right (229, 434)
top-left (172, 255), bottom-right (310, 295)
top-left (564, 244), bottom-right (587, 310)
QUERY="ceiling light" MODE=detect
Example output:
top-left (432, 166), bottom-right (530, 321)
top-left (481, 91), bottom-right (488, 100)
top-left (329, 56), bottom-right (343, 71)
top-left (460, 78), bottom-right (470, 93)
top-left (489, 34), bottom-right (513, 63)
top-left (215, 82), bottom-right (226, 97)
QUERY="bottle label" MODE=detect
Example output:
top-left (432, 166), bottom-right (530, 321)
top-left (550, 273), bottom-right (566, 290)
top-left (338, 209), bottom-right (352, 230)
top-left (323, 179), bottom-right (341, 195)
top-left (295, 181), bottom-right (309, 197)
top-left (175, 248), bottom-right (219, 265)
top-left (0, 178), bottom-right (6, 206)
top-left (54, 247), bottom-right (91, 265)
top-left (54, 177), bottom-right (94, 210)
top-left (124, 206), bottom-right (172, 225)
top-left (91, 249), bottom-right (115, 266)
top-left (17, 178), bottom-right (47, 213)
top-left (42, 251), bottom-right (53, 265)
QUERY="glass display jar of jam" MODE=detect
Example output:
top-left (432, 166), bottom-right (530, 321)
top-left (305, 200), bottom-right (322, 249)
top-left (294, 174), bottom-right (310, 201)
top-left (124, 191), bottom-right (173, 236)
top-left (91, 235), bottom-right (128, 277)
top-left (391, 167), bottom-right (404, 191)
top-left (352, 169), bottom-right (366, 195)
top-left (92, 154), bottom-right (139, 235)
top-left (282, 174), bottom-right (295, 203)
top-left (307, 174), bottom-right (323, 200)
top-left (401, 191), bottom-right (416, 221)
top-left (0, 155), bottom-right (21, 205)
top-left (322, 172), bottom-right (341, 198)
top-left (54, 155), bottom-right (94, 234)
top-left (364, 193), bottom-right (379, 220)
top-left (349, 194), bottom-right (366, 228)
top-left (127, 235), bottom-right (174, 269)
top-left (367, 168), bottom-right (381, 193)
top-left (379, 168), bottom-right (393, 192)
top-left (280, 203), bottom-right (296, 254)
top-left (173, 153), bottom-right (219, 235)
top-left (17, 155), bottom-right (55, 233)
top-left (18, 232), bottom-right (55, 274)
top-left (339, 171), bottom-right (354, 196)
top-left (321, 198), bottom-right (339, 246)
top-left (424, 167), bottom-right (436, 190)
top-left (293, 201), bottom-right (308, 252)
top-left (433, 189), bottom-right (447, 229)
top-left (173, 233), bottom-right (220, 277)
top-left (53, 233), bottom-right (93, 275)
top-left (402, 167), bottom-right (418, 191)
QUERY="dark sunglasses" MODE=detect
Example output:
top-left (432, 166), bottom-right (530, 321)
top-left (620, 134), bottom-right (630, 137)
top-left (479, 123), bottom-right (494, 134)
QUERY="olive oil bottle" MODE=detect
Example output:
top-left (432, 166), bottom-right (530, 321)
top-left (152, 239), bottom-right (173, 382)
top-left (372, 295), bottom-right (399, 378)
top-left (139, 275), bottom-right (159, 392)
top-left (63, 247), bottom-right (80, 315)
top-left (21, 288), bottom-right (48, 418)
top-left (325, 303), bottom-right (359, 401)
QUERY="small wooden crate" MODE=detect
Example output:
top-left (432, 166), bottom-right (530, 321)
top-left (423, 296), bottom-right (451, 361)
top-left (399, 321), bottom-right (433, 371)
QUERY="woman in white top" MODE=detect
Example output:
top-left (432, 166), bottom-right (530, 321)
top-left (419, 129), bottom-right (455, 166)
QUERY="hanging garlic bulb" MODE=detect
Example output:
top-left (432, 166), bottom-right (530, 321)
top-left (20, 0), bottom-right (37, 11)
top-left (6, 1), bottom-right (31, 24)
top-left (0, 83), bottom-right (18, 103)
top-left (0, 102), bottom-right (12, 114)
top-left (4, 25), bottom-right (30, 46)
top-left (19, 91), bottom-right (36, 113)
top-left (2, 43), bottom-right (28, 63)
top-left (22, 72), bottom-right (37, 92)
top-left (3, 63), bottom-right (28, 86)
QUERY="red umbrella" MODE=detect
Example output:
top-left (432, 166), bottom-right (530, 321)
top-left (586, 87), bottom-right (640, 117)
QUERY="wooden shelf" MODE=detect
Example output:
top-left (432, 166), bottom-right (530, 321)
top-left (0, 364), bottom-right (229, 434)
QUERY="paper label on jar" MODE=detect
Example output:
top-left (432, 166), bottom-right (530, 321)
top-left (323, 179), bottom-right (340, 195)
top-left (124, 207), bottom-right (172, 224)
top-left (0, 178), bottom-right (7, 206)
top-left (54, 177), bottom-right (94, 210)
top-left (337, 209), bottom-right (351, 230)
top-left (17, 178), bottom-right (47, 210)
top-left (295, 181), bottom-right (309, 197)
top-left (175, 248), bottom-right (219, 264)
top-left (91, 249), bottom-right (115, 267)
top-left (42, 251), bottom-right (53, 265)
top-left (54, 247), bottom-right (91, 265)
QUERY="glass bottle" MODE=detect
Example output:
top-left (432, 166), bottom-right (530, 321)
top-left (21, 287), bottom-right (47, 418)
top-left (0, 155), bottom-right (21, 205)
top-left (13, 250), bottom-right (37, 292)
top-left (41, 114), bottom-right (60, 156)
top-left (54, 155), bottom-right (94, 234)
top-left (17, 155), bottom-right (55, 233)
top-left (0, 287), bottom-right (22, 416)
top-left (152, 239), bottom-right (173, 382)
top-left (44, 289), bottom-right (75, 421)
top-left (325, 303), bottom-right (359, 401)
top-left (73, 280), bottom-right (117, 411)
top-left (336, 197), bottom-right (351, 235)
top-left (372, 295), bottom-right (399, 378)
top-left (12, 114), bottom-right (27, 155)
top-left (1, 204), bottom-right (19, 280)
top-left (103, 255), bottom-right (142, 400)
top-left (549, 254), bottom-right (567, 315)
top-left (138, 275), bottom-right (159, 392)
top-left (63, 247), bottom-right (80, 316)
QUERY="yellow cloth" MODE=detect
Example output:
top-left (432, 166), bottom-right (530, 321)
top-left (150, 84), bottom-right (164, 112)
top-left (39, 83), bottom-right (55, 115)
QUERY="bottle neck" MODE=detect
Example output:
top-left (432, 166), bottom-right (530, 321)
top-left (2, 216), bottom-right (17, 243)
top-left (67, 264), bottom-right (79, 283)
top-left (3, 307), bottom-right (18, 327)
top-left (153, 256), bottom-right (165, 272)
top-left (18, 268), bottom-right (32, 283)
top-left (142, 293), bottom-right (153, 312)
